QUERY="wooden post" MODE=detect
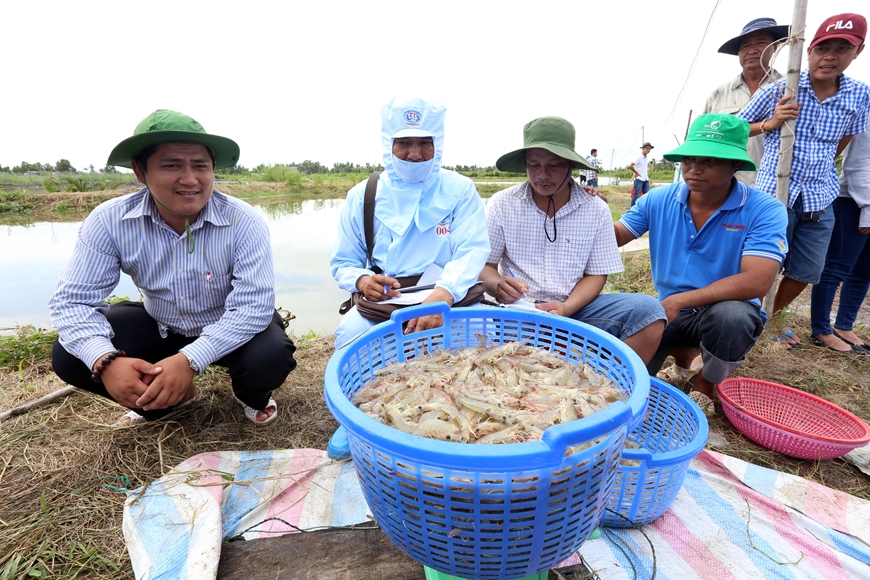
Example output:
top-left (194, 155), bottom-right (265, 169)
top-left (762, 0), bottom-right (808, 316)
top-left (0, 386), bottom-right (77, 422)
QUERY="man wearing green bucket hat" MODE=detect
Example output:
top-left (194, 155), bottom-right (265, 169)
top-left (49, 110), bottom-right (297, 426)
top-left (615, 113), bottom-right (788, 414)
top-left (480, 116), bottom-right (667, 364)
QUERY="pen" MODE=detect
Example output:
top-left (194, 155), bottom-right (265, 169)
top-left (382, 270), bottom-right (390, 295)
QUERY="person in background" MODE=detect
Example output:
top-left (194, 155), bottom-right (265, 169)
top-left (480, 116), bottom-right (666, 365)
top-left (629, 143), bottom-right (654, 207)
top-left (327, 96), bottom-right (490, 459)
top-left (585, 148), bottom-right (602, 188)
top-left (614, 114), bottom-right (788, 415)
top-left (809, 128), bottom-right (870, 353)
top-left (738, 13), bottom-right (869, 347)
top-left (704, 17), bottom-right (789, 186)
top-left (49, 110), bottom-right (297, 426)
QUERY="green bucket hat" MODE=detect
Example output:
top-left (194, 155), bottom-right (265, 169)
top-left (107, 109), bottom-right (240, 169)
top-left (496, 117), bottom-right (595, 173)
top-left (663, 113), bottom-right (757, 172)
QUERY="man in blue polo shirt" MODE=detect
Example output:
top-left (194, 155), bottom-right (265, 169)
top-left (615, 114), bottom-right (788, 414)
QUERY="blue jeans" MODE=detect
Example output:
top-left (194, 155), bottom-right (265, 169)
top-left (569, 292), bottom-right (666, 340)
top-left (782, 195), bottom-right (836, 284)
top-left (647, 301), bottom-right (764, 384)
top-left (587, 178), bottom-right (599, 188)
top-left (630, 179), bottom-right (649, 207)
top-left (810, 197), bottom-right (870, 335)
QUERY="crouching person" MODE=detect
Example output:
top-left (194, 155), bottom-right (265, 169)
top-left (614, 114), bottom-right (788, 414)
top-left (49, 110), bottom-right (297, 426)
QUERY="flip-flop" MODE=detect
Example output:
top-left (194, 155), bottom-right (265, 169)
top-left (688, 390), bottom-right (716, 416)
top-left (656, 355), bottom-right (703, 389)
top-left (832, 329), bottom-right (869, 350)
top-left (809, 335), bottom-right (866, 355)
top-left (233, 393), bottom-right (278, 426)
top-left (771, 328), bottom-right (802, 349)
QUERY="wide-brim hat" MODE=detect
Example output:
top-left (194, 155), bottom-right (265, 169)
top-left (663, 114), bottom-right (757, 172)
top-left (496, 116), bottom-right (595, 173)
top-left (719, 17), bottom-right (790, 55)
top-left (107, 109), bottom-right (240, 169)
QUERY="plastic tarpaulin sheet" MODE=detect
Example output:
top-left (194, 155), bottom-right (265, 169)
top-left (124, 449), bottom-right (870, 580)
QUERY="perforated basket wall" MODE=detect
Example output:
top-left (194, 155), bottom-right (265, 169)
top-left (718, 377), bottom-right (870, 460)
top-left (601, 378), bottom-right (708, 527)
top-left (324, 304), bottom-right (650, 580)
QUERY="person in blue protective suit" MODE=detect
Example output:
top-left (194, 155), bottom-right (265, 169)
top-left (330, 96), bottom-right (490, 350)
top-left (327, 97), bottom-right (490, 459)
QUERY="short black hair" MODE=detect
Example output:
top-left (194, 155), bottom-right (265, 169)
top-left (132, 143), bottom-right (215, 172)
top-left (590, 148), bottom-right (597, 155)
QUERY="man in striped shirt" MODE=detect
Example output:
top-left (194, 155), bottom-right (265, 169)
top-left (737, 13), bottom-right (869, 335)
top-left (49, 110), bottom-right (297, 426)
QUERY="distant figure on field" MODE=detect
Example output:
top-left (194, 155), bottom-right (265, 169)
top-left (704, 17), bottom-right (789, 185)
top-left (480, 116), bottom-right (666, 364)
top-left (629, 143), bottom-right (653, 207)
top-left (737, 13), bottom-right (869, 344)
top-left (49, 110), bottom-right (297, 426)
top-left (585, 148), bottom-right (602, 188)
top-left (614, 114), bottom-right (788, 415)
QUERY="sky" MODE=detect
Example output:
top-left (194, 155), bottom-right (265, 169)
top-left (2, 0), bottom-right (869, 172)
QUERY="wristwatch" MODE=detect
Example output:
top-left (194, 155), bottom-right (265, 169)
top-left (181, 351), bottom-right (201, 375)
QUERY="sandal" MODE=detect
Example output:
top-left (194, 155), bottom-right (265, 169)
top-left (809, 335), bottom-right (866, 355)
top-left (233, 393), bottom-right (278, 426)
top-left (688, 390), bottom-right (716, 416)
top-left (832, 329), bottom-right (868, 350)
top-left (656, 355), bottom-right (703, 389)
top-left (771, 328), bottom-right (802, 349)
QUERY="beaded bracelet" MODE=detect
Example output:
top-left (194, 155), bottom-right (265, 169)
top-left (91, 349), bottom-right (127, 383)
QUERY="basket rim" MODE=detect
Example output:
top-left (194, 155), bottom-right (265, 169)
top-left (619, 378), bottom-right (709, 466)
top-left (324, 304), bottom-right (651, 468)
top-left (718, 377), bottom-right (870, 445)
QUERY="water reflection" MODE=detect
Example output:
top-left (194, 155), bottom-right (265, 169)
top-left (0, 199), bottom-right (349, 337)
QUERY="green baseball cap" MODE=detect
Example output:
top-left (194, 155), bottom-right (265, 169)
top-left (663, 114), bottom-right (757, 171)
top-left (496, 116), bottom-right (595, 173)
top-left (107, 109), bottom-right (240, 169)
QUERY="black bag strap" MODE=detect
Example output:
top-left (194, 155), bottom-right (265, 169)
top-left (363, 171), bottom-right (381, 275)
top-left (339, 171), bottom-right (381, 316)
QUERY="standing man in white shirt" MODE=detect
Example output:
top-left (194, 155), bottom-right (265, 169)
top-left (704, 17), bottom-right (788, 185)
top-left (629, 143), bottom-right (653, 207)
top-left (585, 149), bottom-right (602, 188)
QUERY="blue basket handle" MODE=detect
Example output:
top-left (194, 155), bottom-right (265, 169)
top-left (389, 302), bottom-right (452, 325)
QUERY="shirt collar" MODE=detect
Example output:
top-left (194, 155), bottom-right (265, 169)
top-left (123, 188), bottom-right (230, 228)
top-left (676, 179), bottom-right (748, 210)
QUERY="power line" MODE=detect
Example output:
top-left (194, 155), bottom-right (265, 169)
top-left (663, 0), bottom-right (722, 125)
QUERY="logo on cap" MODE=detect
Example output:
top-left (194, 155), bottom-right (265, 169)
top-left (404, 110), bottom-right (422, 126)
top-left (826, 19), bottom-right (854, 32)
top-left (709, 120), bottom-right (722, 130)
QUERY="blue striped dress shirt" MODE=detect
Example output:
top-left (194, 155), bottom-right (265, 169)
top-left (738, 70), bottom-right (870, 212)
top-left (48, 188), bottom-right (276, 371)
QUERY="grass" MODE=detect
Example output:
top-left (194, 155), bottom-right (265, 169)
top-left (1, 180), bottom-right (868, 578)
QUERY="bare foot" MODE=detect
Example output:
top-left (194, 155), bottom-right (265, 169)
top-left (255, 404), bottom-right (277, 423)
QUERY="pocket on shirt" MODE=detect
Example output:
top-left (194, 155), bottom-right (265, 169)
top-left (198, 272), bottom-right (233, 312)
top-left (816, 113), bottom-right (852, 142)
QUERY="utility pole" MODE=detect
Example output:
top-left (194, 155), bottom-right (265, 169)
top-left (762, 0), bottom-right (807, 315)
top-left (610, 149), bottom-right (615, 171)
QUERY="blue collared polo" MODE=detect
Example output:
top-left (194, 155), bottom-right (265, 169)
top-left (618, 180), bottom-right (788, 303)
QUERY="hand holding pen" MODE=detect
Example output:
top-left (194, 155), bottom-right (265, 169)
top-left (498, 268), bottom-right (529, 304)
top-left (360, 272), bottom-right (399, 301)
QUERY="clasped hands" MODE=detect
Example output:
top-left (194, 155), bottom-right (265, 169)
top-left (97, 352), bottom-right (195, 411)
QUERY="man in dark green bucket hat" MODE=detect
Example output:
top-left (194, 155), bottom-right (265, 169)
top-left (480, 116), bottom-right (667, 365)
top-left (49, 110), bottom-right (297, 426)
top-left (614, 113), bottom-right (788, 415)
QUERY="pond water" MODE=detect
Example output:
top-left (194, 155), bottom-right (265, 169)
top-left (0, 198), bottom-right (350, 337)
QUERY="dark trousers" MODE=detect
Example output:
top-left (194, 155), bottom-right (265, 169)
top-left (51, 301), bottom-right (297, 419)
top-left (647, 300), bottom-right (764, 384)
top-left (810, 197), bottom-right (870, 335)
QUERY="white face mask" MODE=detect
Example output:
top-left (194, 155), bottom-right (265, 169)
top-left (392, 154), bottom-right (435, 183)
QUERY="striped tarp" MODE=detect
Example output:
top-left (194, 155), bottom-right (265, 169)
top-left (123, 449), bottom-right (870, 580)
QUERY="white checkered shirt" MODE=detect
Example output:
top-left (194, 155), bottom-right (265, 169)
top-left (585, 156), bottom-right (602, 181)
top-left (738, 70), bottom-right (870, 212)
top-left (486, 181), bottom-right (624, 302)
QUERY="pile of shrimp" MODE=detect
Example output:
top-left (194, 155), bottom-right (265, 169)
top-left (352, 340), bottom-right (627, 445)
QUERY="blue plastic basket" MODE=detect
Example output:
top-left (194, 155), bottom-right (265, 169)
top-left (601, 378), bottom-right (709, 528)
top-left (324, 303), bottom-right (650, 580)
